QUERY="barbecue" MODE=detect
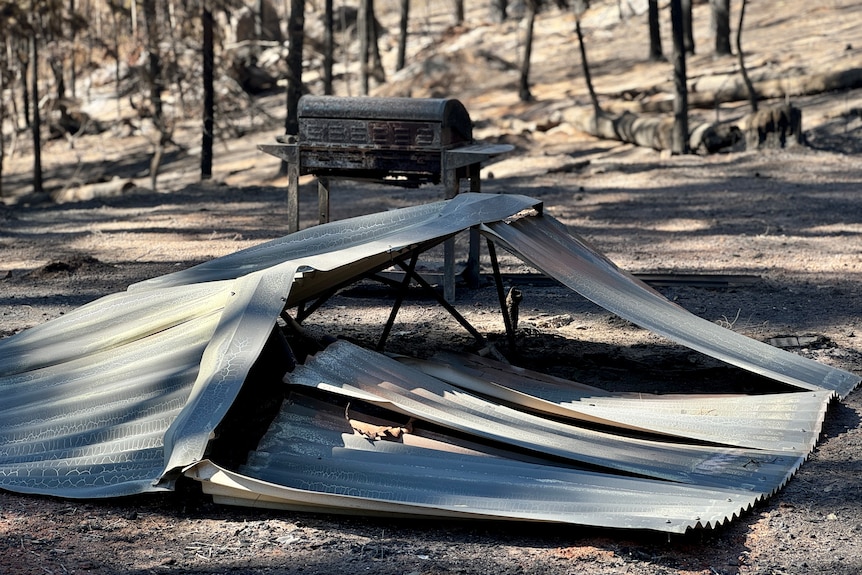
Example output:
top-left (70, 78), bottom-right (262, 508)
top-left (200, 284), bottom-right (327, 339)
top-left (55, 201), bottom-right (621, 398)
top-left (260, 95), bottom-right (512, 300)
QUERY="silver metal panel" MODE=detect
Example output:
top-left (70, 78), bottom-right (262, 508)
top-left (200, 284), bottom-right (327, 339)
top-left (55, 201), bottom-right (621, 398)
top-left (130, 193), bottom-right (540, 292)
top-left (482, 216), bottom-right (861, 399)
top-left (227, 394), bottom-right (756, 533)
top-left (0, 313), bottom-right (218, 496)
top-left (399, 353), bottom-right (830, 452)
top-left (286, 341), bottom-right (806, 493)
top-left (0, 194), bottom-right (540, 496)
top-left (0, 193), bottom-right (855, 530)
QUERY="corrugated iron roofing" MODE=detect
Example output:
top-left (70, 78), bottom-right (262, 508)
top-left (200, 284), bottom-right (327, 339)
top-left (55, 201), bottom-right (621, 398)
top-left (0, 193), bottom-right (857, 531)
top-left (482, 216), bottom-right (860, 399)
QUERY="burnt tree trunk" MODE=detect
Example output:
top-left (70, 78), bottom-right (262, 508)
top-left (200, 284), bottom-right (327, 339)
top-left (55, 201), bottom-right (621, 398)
top-left (285, 0), bottom-right (304, 137)
top-left (396, 0), bottom-right (408, 71)
top-left (0, 51), bottom-right (5, 198)
top-left (201, 0), bottom-right (214, 180)
top-left (648, 0), bottom-right (663, 61)
top-left (576, 17), bottom-right (600, 121)
top-left (519, 1), bottom-right (537, 102)
top-left (368, 0), bottom-right (385, 85)
top-left (711, 0), bottom-right (732, 56)
top-left (30, 7), bottom-right (43, 195)
top-left (358, 0), bottom-right (369, 94)
top-left (566, 108), bottom-right (742, 154)
top-left (735, 0), bottom-right (756, 113)
top-left (143, 0), bottom-right (167, 191)
top-left (670, 0), bottom-right (689, 154)
top-left (20, 38), bottom-right (31, 130)
top-left (681, 0), bottom-right (694, 54)
top-left (744, 104), bottom-right (802, 149)
top-left (323, 0), bottom-right (333, 93)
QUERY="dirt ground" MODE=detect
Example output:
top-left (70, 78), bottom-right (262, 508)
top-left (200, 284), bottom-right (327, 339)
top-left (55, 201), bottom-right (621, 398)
top-left (2, 1), bottom-right (862, 574)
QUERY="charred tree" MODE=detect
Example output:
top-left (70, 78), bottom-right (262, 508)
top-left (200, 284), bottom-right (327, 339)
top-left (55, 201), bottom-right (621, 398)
top-left (454, 0), bottom-right (464, 24)
top-left (0, 46), bottom-right (6, 198)
top-left (143, 0), bottom-right (168, 191)
top-left (681, 0), bottom-right (694, 54)
top-left (358, 0), bottom-right (370, 94)
top-left (358, 0), bottom-right (384, 95)
top-left (575, 8), bottom-right (600, 121)
top-left (396, 0), bottom-right (408, 71)
top-left (711, 0), bottom-right (732, 56)
top-left (20, 38), bottom-right (31, 130)
top-left (323, 0), bottom-right (334, 93)
top-left (518, 0), bottom-right (537, 102)
top-left (647, 0), bottom-right (663, 61)
top-left (735, 0), bottom-right (756, 113)
top-left (30, 9), bottom-right (43, 195)
top-left (670, 0), bottom-right (689, 154)
top-left (201, 0), bottom-right (214, 180)
top-left (285, 0), bottom-right (304, 135)
top-left (368, 0), bottom-right (385, 85)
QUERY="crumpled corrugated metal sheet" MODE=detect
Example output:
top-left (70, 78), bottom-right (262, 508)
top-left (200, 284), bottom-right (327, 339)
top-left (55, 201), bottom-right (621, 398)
top-left (482, 216), bottom-right (859, 399)
top-left (398, 352), bottom-right (831, 452)
top-left (0, 193), bottom-right (858, 532)
top-left (0, 194), bottom-right (538, 496)
top-left (189, 393), bottom-right (766, 533)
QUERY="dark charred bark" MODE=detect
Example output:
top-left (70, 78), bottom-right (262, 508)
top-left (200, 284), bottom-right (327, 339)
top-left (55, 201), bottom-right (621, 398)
top-left (519, 2), bottom-right (536, 102)
top-left (30, 8), bottom-right (43, 194)
top-left (648, 0), bottom-right (663, 61)
top-left (323, 0), bottom-right (333, 93)
top-left (358, 0), bottom-right (369, 95)
top-left (143, 0), bottom-right (166, 191)
top-left (201, 0), bottom-right (214, 180)
top-left (20, 38), bottom-right (31, 130)
top-left (681, 0), bottom-right (694, 54)
top-left (279, 0), bottom-right (304, 176)
top-left (711, 0), bottom-right (732, 56)
top-left (670, 0), bottom-right (689, 154)
top-left (735, 0), bottom-right (756, 113)
top-left (396, 0), bottom-right (408, 71)
top-left (576, 17), bottom-right (601, 120)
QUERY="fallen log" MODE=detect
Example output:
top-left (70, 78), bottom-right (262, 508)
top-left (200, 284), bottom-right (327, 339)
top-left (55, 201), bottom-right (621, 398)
top-left (633, 67), bottom-right (862, 114)
top-left (564, 108), bottom-right (742, 154)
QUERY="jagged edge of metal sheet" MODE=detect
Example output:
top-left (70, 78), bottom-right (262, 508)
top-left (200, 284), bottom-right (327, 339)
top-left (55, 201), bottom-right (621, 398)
top-left (395, 352), bottom-right (832, 453)
top-left (480, 215), bottom-right (861, 400)
top-left (285, 341), bottom-right (807, 498)
top-left (193, 394), bottom-right (756, 533)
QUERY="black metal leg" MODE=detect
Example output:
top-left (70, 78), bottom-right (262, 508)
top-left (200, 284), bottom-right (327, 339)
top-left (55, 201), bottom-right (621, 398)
top-left (487, 239), bottom-right (517, 354)
top-left (295, 287), bottom-right (341, 323)
top-left (377, 253), bottom-right (420, 351)
top-left (397, 258), bottom-right (488, 347)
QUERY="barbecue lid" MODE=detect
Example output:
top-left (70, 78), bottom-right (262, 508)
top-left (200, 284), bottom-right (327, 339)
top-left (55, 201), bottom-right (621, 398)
top-left (298, 95), bottom-right (473, 142)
